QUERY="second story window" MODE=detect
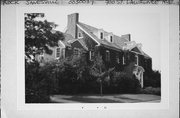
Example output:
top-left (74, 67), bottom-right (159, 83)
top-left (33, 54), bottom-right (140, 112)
top-left (89, 51), bottom-right (94, 61)
top-left (100, 32), bottom-right (104, 39)
top-left (105, 50), bottom-right (110, 62)
top-left (122, 55), bottom-right (125, 65)
top-left (73, 48), bottom-right (80, 57)
top-left (135, 55), bottom-right (139, 66)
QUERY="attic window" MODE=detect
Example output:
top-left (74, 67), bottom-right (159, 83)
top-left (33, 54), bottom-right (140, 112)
top-left (78, 32), bottom-right (83, 38)
top-left (100, 32), bottom-right (104, 39)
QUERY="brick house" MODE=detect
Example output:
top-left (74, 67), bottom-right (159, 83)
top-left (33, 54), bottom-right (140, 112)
top-left (38, 13), bottom-right (152, 88)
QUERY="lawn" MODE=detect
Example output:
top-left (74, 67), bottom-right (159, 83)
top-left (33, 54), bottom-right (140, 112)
top-left (50, 94), bottom-right (161, 103)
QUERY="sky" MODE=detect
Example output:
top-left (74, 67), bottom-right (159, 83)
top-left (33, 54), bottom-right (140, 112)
top-left (40, 6), bottom-right (161, 71)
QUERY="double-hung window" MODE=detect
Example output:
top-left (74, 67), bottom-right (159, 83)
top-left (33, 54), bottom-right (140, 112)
top-left (73, 48), bottom-right (80, 57)
top-left (122, 55), bottom-right (125, 65)
top-left (89, 51), bottom-right (94, 61)
top-left (100, 32), bottom-right (104, 39)
top-left (56, 47), bottom-right (61, 58)
top-left (135, 55), bottom-right (139, 66)
top-left (110, 36), bottom-right (113, 42)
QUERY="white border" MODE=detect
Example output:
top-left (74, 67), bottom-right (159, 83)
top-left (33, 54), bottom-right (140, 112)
top-left (16, 6), bottom-right (170, 110)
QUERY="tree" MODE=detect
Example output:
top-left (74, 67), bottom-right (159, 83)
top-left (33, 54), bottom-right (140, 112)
top-left (90, 53), bottom-right (114, 95)
top-left (25, 13), bottom-right (64, 61)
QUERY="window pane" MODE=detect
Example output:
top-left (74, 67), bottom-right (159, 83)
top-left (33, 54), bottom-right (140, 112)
top-left (110, 36), bottom-right (113, 42)
top-left (100, 32), bottom-right (103, 39)
top-left (56, 48), bottom-right (60, 58)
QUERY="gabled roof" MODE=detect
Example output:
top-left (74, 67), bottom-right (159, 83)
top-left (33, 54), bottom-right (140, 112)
top-left (77, 22), bottom-right (128, 52)
top-left (63, 18), bottom-right (151, 59)
top-left (68, 38), bottom-right (88, 51)
top-left (123, 42), bottom-right (151, 58)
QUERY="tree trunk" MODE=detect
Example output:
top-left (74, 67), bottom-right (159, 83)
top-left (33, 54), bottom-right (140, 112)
top-left (100, 80), bottom-right (102, 96)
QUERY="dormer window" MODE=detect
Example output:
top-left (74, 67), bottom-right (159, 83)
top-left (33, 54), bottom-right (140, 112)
top-left (110, 36), bottom-right (113, 42)
top-left (98, 29), bottom-right (104, 39)
top-left (100, 32), bottom-right (104, 39)
top-left (108, 33), bottom-right (113, 43)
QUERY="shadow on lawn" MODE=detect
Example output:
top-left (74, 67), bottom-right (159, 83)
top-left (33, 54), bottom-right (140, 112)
top-left (64, 96), bottom-right (121, 103)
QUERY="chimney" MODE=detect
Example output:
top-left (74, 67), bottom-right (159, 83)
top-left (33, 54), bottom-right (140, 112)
top-left (122, 34), bottom-right (131, 41)
top-left (66, 13), bottom-right (79, 39)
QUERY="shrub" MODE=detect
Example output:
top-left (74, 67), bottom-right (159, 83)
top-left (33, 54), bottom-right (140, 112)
top-left (144, 70), bottom-right (161, 88)
top-left (140, 87), bottom-right (161, 96)
top-left (116, 76), bottom-right (141, 94)
top-left (25, 61), bottom-right (51, 103)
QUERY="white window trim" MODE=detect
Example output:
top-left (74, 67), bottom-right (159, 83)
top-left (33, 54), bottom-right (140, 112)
top-left (89, 51), bottom-right (95, 61)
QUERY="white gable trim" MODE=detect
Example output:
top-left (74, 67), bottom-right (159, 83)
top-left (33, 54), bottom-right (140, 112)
top-left (58, 40), bottom-right (66, 48)
top-left (129, 44), bottom-right (145, 56)
top-left (77, 24), bottom-right (100, 46)
top-left (68, 39), bottom-right (88, 51)
top-left (131, 50), bottom-right (144, 56)
top-left (78, 40), bottom-right (88, 51)
top-left (134, 45), bottom-right (144, 55)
